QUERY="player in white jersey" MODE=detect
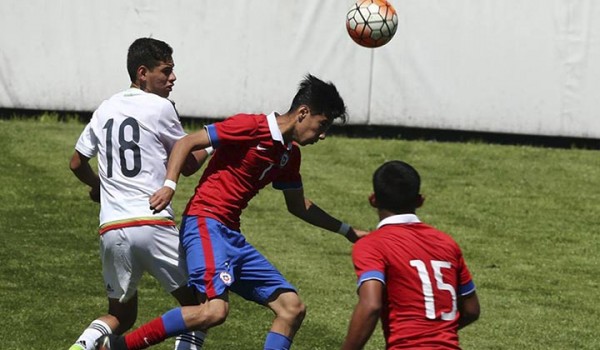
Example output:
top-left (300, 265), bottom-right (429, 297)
top-left (68, 38), bottom-right (209, 350)
top-left (76, 88), bottom-right (189, 233)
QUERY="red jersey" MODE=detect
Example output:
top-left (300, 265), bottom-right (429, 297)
top-left (184, 113), bottom-right (302, 230)
top-left (352, 214), bottom-right (476, 349)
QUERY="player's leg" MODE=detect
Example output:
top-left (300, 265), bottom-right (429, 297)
top-left (140, 225), bottom-right (208, 349)
top-left (94, 217), bottom-right (235, 349)
top-left (229, 240), bottom-right (305, 350)
top-left (108, 293), bottom-right (139, 333)
top-left (171, 286), bottom-right (208, 349)
top-left (69, 315), bottom-right (115, 350)
top-left (95, 294), bottom-right (229, 350)
top-left (266, 291), bottom-right (306, 347)
top-left (70, 229), bottom-right (141, 349)
top-left (94, 295), bottom-right (229, 350)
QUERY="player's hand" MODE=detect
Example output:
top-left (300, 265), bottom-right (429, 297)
top-left (89, 185), bottom-right (100, 203)
top-left (345, 228), bottom-right (369, 243)
top-left (149, 187), bottom-right (175, 214)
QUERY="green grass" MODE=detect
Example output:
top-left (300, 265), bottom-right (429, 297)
top-left (0, 116), bottom-right (599, 349)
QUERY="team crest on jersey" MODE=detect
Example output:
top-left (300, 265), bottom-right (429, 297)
top-left (280, 152), bottom-right (289, 167)
top-left (220, 272), bottom-right (232, 285)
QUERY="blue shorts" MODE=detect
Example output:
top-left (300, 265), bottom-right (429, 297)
top-left (180, 215), bottom-right (296, 304)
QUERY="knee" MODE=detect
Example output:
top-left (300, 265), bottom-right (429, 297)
top-left (293, 300), bottom-right (307, 324)
top-left (280, 299), bottom-right (306, 326)
top-left (187, 300), bottom-right (229, 330)
top-left (206, 302), bottom-right (229, 326)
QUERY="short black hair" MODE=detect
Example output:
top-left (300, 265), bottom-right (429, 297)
top-left (288, 74), bottom-right (347, 124)
top-left (126, 38), bottom-right (173, 83)
top-left (373, 160), bottom-right (421, 213)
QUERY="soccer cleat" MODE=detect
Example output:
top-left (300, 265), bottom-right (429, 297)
top-left (68, 344), bottom-right (85, 350)
top-left (94, 334), bottom-right (127, 350)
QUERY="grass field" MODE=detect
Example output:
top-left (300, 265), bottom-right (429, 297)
top-left (0, 116), bottom-right (599, 349)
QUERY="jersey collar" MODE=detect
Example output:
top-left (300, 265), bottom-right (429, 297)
top-left (377, 214), bottom-right (421, 229)
top-left (266, 112), bottom-right (293, 150)
top-left (124, 87), bottom-right (144, 96)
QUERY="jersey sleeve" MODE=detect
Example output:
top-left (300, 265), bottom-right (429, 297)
top-left (273, 145), bottom-right (302, 190)
top-left (205, 114), bottom-right (261, 148)
top-left (74, 120), bottom-right (98, 158)
top-left (456, 248), bottom-right (476, 296)
top-left (157, 101), bottom-right (187, 153)
top-left (352, 237), bottom-right (386, 288)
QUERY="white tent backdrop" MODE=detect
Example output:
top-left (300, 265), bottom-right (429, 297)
top-left (1, 0), bottom-right (599, 138)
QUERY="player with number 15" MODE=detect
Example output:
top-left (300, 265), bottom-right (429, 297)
top-left (341, 161), bottom-right (480, 349)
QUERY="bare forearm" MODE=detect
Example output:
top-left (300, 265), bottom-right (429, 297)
top-left (341, 304), bottom-right (379, 350)
top-left (181, 148), bottom-right (211, 177)
top-left (72, 167), bottom-right (99, 188)
top-left (458, 314), bottom-right (478, 330)
top-left (70, 153), bottom-right (99, 189)
top-left (167, 131), bottom-right (210, 182)
top-left (70, 151), bottom-right (101, 202)
top-left (150, 131), bottom-right (210, 213)
top-left (165, 141), bottom-right (190, 182)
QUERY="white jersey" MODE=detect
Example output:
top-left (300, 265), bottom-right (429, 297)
top-left (75, 88), bottom-right (186, 232)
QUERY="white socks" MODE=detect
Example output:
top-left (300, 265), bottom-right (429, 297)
top-left (73, 319), bottom-right (112, 350)
top-left (175, 331), bottom-right (207, 349)
top-left (71, 320), bottom-right (205, 349)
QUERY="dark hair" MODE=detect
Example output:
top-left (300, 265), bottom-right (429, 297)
top-left (126, 38), bottom-right (173, 83)
top-left (373, 160), bottom-right (421, 213)
top-left (288, 74), bottom-right (348, 124)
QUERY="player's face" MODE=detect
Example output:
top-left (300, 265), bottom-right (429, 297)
top-left (295, 113), bottom-right (332, 146)
top-left (143, 59), bottom-right (176, 98)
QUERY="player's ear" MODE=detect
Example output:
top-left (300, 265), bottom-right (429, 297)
top-left (297, 105), bottom-right (310, 121)
top-left (415, 194), bottom-right (425, 209)
top-left (368, 193), bottom-right (377, 208)
top-left (137, 65), bottom-right (148, 82)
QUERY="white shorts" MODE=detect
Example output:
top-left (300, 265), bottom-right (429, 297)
top-left (100, 225), bottom-right (188, 303)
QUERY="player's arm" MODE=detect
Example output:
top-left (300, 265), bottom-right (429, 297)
top-left (69, 150), bottom-right (100, 203)
top-left (149, 129), bottom-right (211, 212)
top-left (458, 291), bottom-right (480, 329)
top-left (181, 147), bottom-right (213, 177)
top-left (282, 188), bottom-right (368, 243)
top-left (341, 280), bottom-right (383, 350)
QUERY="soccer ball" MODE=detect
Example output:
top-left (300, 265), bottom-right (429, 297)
top-left (346, 0), bottom-right (398, 48)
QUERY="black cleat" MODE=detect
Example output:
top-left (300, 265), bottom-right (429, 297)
top-left (94, 334), bottom-right (127, 350)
